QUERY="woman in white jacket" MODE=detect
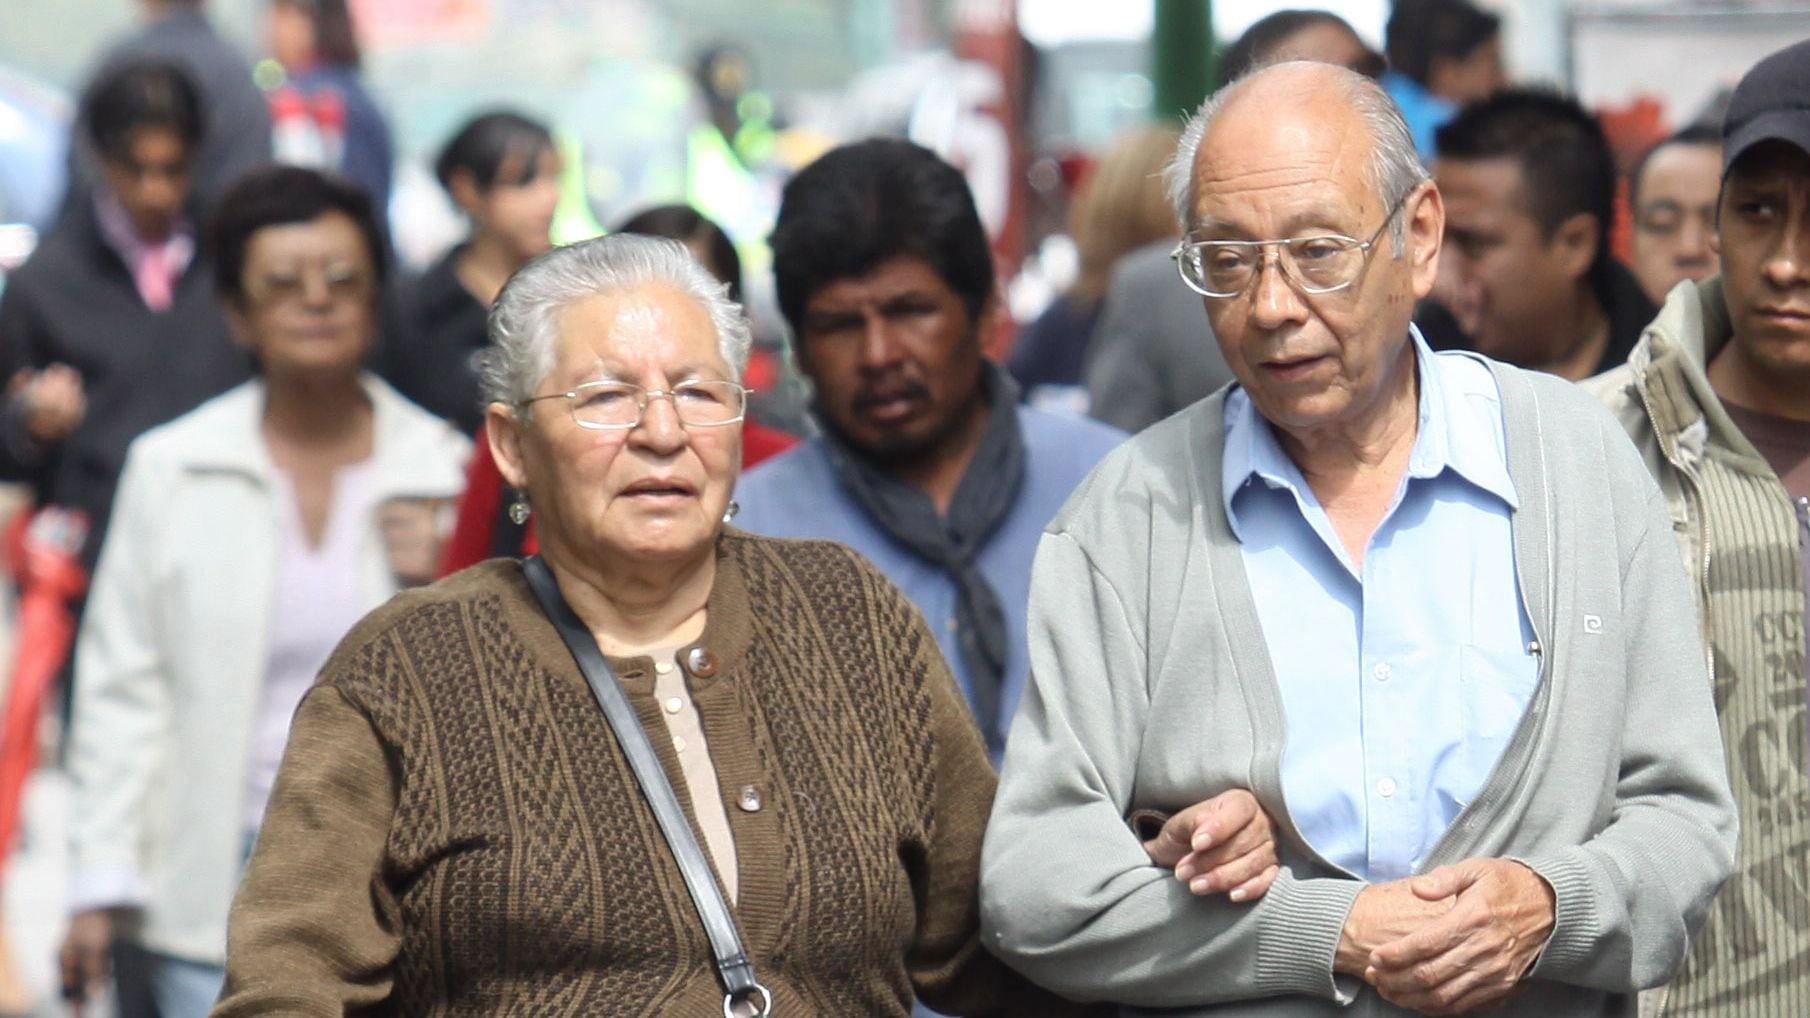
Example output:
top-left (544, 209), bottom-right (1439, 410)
top-left (57, 165), bottom-right (471, 1017)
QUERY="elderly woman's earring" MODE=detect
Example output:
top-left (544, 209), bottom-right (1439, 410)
top-left (722, 500), bottom-right (740, 525)
top-left (508, 492), bottom-right (532, 526)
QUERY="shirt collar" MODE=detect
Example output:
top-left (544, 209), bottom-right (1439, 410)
top-left (1222, 327), bottom-right (1517, 539)
top-left (93, 190), bottom-right (195, 276)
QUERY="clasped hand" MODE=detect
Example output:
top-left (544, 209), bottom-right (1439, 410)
top-left (1339, 858), bottom-right (1556, 1015)
top-left (1141, 789), bottom-right (1280, 902)
top-left (1140, 795), bottom-right (1554, 1014)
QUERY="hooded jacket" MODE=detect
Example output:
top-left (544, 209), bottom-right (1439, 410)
top-left (1586, 276), bottom-right (1810, 1015)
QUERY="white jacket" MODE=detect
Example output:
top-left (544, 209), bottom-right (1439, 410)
top-left (66, 374), bottom-right (470, 964)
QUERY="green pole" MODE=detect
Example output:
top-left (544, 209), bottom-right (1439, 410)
top-left (1151, 0), bottom-right (1215, 123)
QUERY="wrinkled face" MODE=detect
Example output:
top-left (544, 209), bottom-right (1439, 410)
top-left (98, 126), bottom-right (193, 241)
top-left (492, 283), bottom-right (742, 569)
top-left (794, 255), bottom-right (990, 463)
top-left (1433, 155), bottom-right (1581, 364)
top-left (1632, 141), bottom-right (1723, 304)
top-left (229, 210), bottom-right (377, 381)
top-left (1717, 141), bottom-right (1810, 386)
top-left (1189, 73), bottom-right (1440, 439)
top-left (463, 147), bottom-right (561, 265)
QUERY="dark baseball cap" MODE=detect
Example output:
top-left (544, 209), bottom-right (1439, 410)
top-left (1723, 38), bottom-right (1810, 176)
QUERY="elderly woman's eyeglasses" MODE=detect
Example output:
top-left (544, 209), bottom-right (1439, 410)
top-left (1171, 196), bottom-right (1407, 299)
top-left (522, 379), bottom-right (750, 430)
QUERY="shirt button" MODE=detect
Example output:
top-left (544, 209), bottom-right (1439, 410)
top-left (1372, 662), bottom-right (1391, 682)
top-left (945, 617), bottom-right (958, 633)
top-left (686, 647), bottom-right (718, 677)
top-left (672, 735), bottom-right (687, 753)
top-left (664, 696), bottom-right (684, 715)
top-left (738, 785), bottom-right (762, 812)
top-left (654, 660), bottom-right (675, 675)
top-left (1377, 777), bottom-right (1397, 798)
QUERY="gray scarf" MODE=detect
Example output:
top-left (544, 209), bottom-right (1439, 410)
top-left (817, 363), bottom-right (1025, 750)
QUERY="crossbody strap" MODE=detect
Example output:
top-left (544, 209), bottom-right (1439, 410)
top-left (522, 555), bottom-right (772, 1018)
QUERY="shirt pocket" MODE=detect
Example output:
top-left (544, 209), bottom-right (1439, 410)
top-left (1447, 642), bottom-right (1541, 813)
top-left (1460, 642), bottom-right (1540, 741)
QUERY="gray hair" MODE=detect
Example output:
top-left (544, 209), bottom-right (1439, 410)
top-left (1161, 61), bottom-right (1429, 251)
top-left (479, 233), bottom-right (754, 409)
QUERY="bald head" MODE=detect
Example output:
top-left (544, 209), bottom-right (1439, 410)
top-left (1168, 62), bottom-right (1444, 451)
top-left (1163, 61), bottom-right (1426, 236)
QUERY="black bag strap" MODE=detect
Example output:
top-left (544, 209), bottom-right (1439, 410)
top-left (522, 555), bottom-right (771, 1018)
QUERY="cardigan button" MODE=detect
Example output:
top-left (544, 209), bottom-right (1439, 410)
top-left (686, 647), bottom-right (719, 677)
top-left (738, 785), bottom-right (763, 812)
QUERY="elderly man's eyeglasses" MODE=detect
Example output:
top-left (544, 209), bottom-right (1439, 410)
top-left (522, 379), bottom-right (750, 430)
top-left (1171, 196), bottom-right (1408, 299)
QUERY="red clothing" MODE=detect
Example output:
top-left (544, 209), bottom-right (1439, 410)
top-left (438, 420), bottom-right (798, 575)
top-left (743, 418), bottom-right (800, 468)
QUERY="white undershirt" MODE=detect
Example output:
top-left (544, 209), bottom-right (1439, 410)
top-left (243, 461), bottom-right (377, 834)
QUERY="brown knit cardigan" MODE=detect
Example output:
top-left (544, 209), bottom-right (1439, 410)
top-left (210, 532), bottom-right (1080, 1016)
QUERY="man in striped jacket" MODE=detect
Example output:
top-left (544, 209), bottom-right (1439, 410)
top-left (1587, 38), bottom-right (1810, 1016)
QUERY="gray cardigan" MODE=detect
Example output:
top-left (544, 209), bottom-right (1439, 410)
top-left (980, 361), bottom-right (1738, 1016)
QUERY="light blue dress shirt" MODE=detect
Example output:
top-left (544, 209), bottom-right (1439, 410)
top-left (1223, 334), bottom-right (1538, 882)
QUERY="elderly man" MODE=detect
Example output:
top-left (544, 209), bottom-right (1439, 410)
top-left (980, 61), bottom-right (1736, 1017)
top-left (1589, 39), bottom-right (1810, 1015)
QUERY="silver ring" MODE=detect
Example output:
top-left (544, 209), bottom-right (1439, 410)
top-left (723, 983), bottom-right (773, 1017)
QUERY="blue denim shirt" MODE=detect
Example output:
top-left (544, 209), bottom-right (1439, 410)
top-left (1223, 333), bottom-right (1538, 881)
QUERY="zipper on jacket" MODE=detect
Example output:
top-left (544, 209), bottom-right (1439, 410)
top-left (1633, 373), bottom-right (1715, 684)
top-left (1632, 376), bottom-right (1694, 1018)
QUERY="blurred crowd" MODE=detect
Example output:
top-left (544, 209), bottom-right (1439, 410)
top-left (0, 0), bottom-right (1803, 1016)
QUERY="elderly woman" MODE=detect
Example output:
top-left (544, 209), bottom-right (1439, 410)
top-left (209, 234), bottom-right (1084, 1016)
top-left (435, 203), bottom-right (796, 573)
top-left (58, 165), bottom-right (470, 1016)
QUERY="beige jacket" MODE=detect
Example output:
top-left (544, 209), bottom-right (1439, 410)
top-left (1585, 277), bottom-right (1810, 1015)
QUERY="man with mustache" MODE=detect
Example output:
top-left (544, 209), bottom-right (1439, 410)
top-left (733, 138), bottom-right (1126, 764)
top-left (1587, 39), bottom-right (1810, 1015)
